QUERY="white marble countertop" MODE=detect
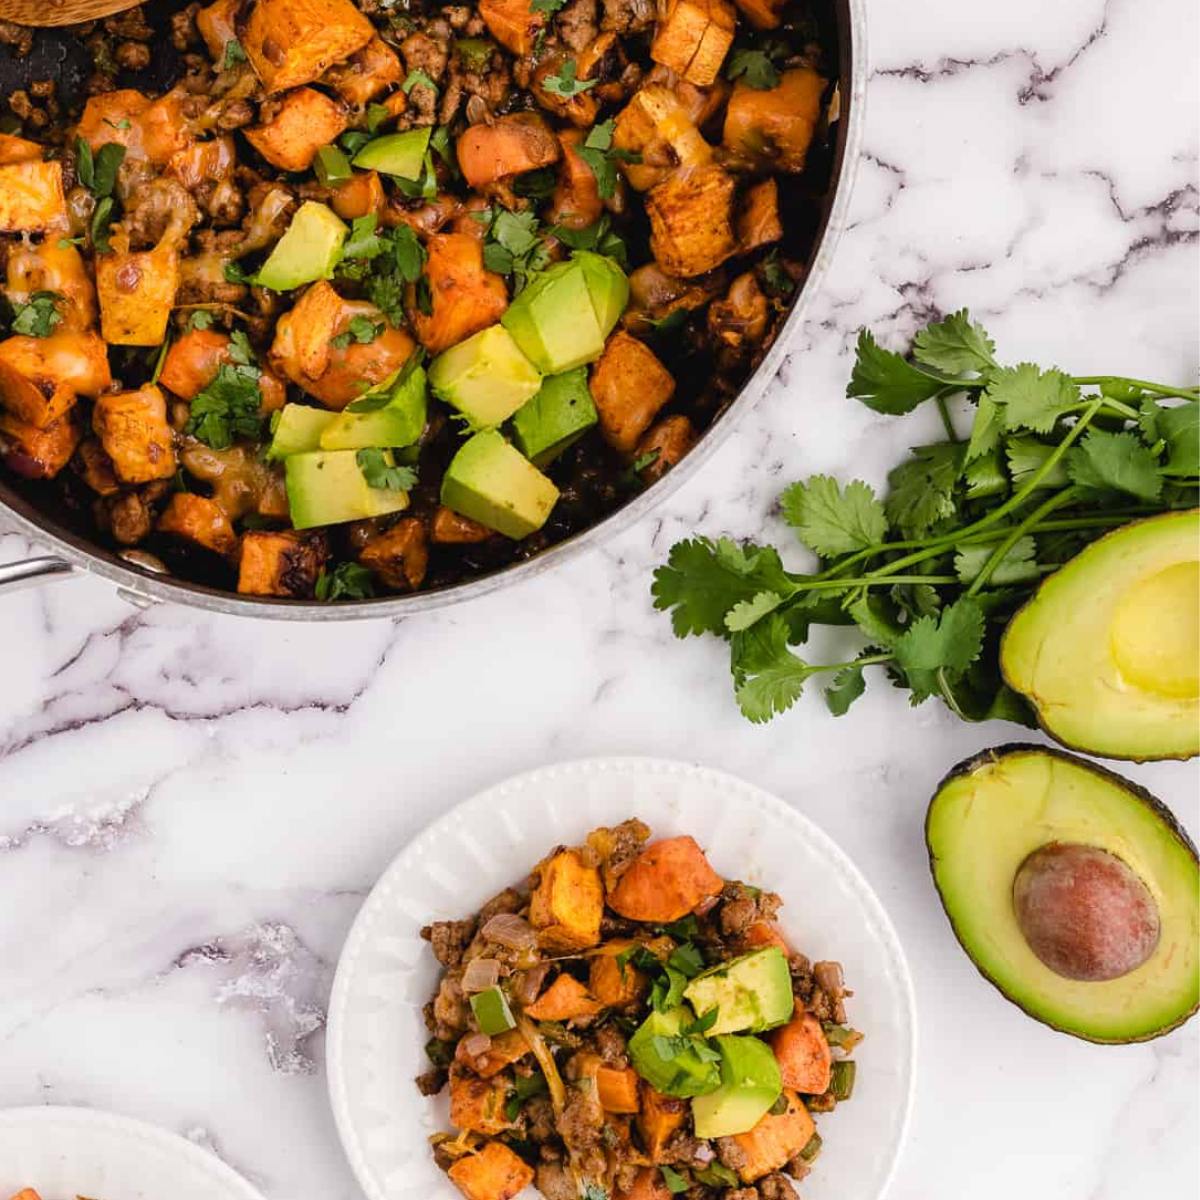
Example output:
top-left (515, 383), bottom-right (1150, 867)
top-left (1, 1), bottom-right (1197, 1197)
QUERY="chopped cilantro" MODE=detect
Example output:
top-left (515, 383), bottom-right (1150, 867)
top-left (222, 38), bottom-right (247, 70)
top-left (188, 309), bottom-right (216, 331)
top-left (10, 291), bottom-right (62, 338)
top-left (402, 68), bottom-right (439, 96)
top-left (660, 1167), bottom-right (689, 1195)
top-left (316, 562), bottom-right (375, 601)
top-left (356, 447), bottom-right (418, 492)
top-left (543, 59), bottom-right (597, 98)
top-left (185, 358), bottom-right (264, 450)
top-left (726, 48), bottom-right (781, 89)
top-left (332, 316), bottom-right (384, 348)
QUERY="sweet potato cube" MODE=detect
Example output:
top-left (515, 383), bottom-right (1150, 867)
top-left (196, 0), bottom-right (240, 62)
top-left (9, 1190), bottom-right (44, 1200)
top-left (455, 1028), bottom-right (530, 1078)
top-left (6, 239), bottom-right (97, 331)
top-left (688, 0), bottom-right (736, 86)
top-left (447, 1140), bottom-right (535, 1200)
top-left (596, 1066), bottom-right (641, 1113)
top-left (479, 0), bottom-right (545, 56)
top-left (634, 414), bottom-right (695, 483)
top-left (332, 170), bottom-right (386, 221)
top-left (733, 0), bottom-right (785, 28)
top-left (612, 85), bottom-right (712, 193)
top-left (637, 1083), bottom-right (688, 1162)
top-left (0, 410), bottom-right (80, 479)
top-left (359, 516), bottom-right (428, 590)
top-left (77, 91), bottom-right (192, 165)
top-left (449, 1066), bottom-right (515, 1135)
top-left (432, 505), bottom-right (492, 543)
top-left (157, 492), bottom-right (239, 559)
top-left (524, 973), bottom-right (604, 1021)
top-left (0, 332), bottom-right (111, 427)
top-left (408, 232), bottom-right (509, 355)
top-left (96, 244), bottom-right (180, 346)
top-left (589, 939), bottom-right (648, 1007)
top-left (651, 0), bottom-right (734, 85)
top-left (76, 439), bottom-right (120, 495)
top-left (0, 132), bottom-right (42, 165)
top-left (732, 1089), bottom-right (816, 1182)
top-left (744, 920), bottom-right (791, 954)
top-left (529, 848), bottom-right (604, 951)
top-left (456, 113), bottom-right (561, 189)
top-left (589, 331), bottom-right (675, 455)
top-left (93, 385), bottom-right (177, 484)
top-left (771, 1008), bottom-right (832, 1095)
top-left (646, 163), bottom-right (736, 278)
top-left (724, 67), bottom-right (825, 173)
top-left (237, 529), bottom-right (329, 597)
top-left (0, 161), bottom-right (67, 232)
top-left (325, 36), bottom-right (404, 106)
top-left (241, 0), bottom-right (375, 93)
top-left (159, 328), bottom-right (233, 400)
top-left (245, 88), bottom-right (348, 173)
top-left (608, 835), bottom-right (722, 922)
top-left (738, 178), bottom-right (783, 251)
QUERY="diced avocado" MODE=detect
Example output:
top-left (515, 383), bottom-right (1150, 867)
top-left (470, 986), bottom-right (516, 1036)
top-left (428, 325), bottom-right (541, 429)
top-left (511, 367), bottom-right (598, 467)
top-left (267, 404), bottom-right (337, 461)
top-left (691, 1035), bottom-right (782, 1139)
top-left (574, 250), bottom-right (629, 337)
top-left (440, 430), bottom-right (559, 540)
top-left (314, 145), bottom-right (352, 187)
top-left (352, 128), bottom-right (432, 180)
top-left (501, 260), bottom-right (605, 374)
top-left (255, 201), bottom-right (347, 292)
top-left (320, 363), bottom-right (428, 450)
top-left (684, 947), bottom-right (793, 1036)
top-left (628, 1006), bottom-right (721, 1098)
top-left (285, 448), bottom-right (411, 528)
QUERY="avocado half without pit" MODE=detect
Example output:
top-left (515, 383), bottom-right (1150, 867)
top-left (926, 744), bottom-right (1199, 1043)
top-left (1000, 509), bottom-right (1199, 762)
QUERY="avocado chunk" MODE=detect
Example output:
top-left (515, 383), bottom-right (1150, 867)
top-left (574, 250), bottom-right (630, 336)
top-left (511, 368), bottom-right (598, 467)
top-left (320, 363), bottom-right (428, 451)
top-left (684, 947), bottom-right (793, 1035)
top-left (502, 260), bottom-right (606, 374)
top-left (628, 1006), bottom-right (722, 1098)
top-left (255, 201), bottom-right (347, 292)
top-left (440, 430), bottom-right (559, 540)
top-left (691, 1035), bottom-right (783, 1139)
top-left (1000, 510), bottom-right (1199, 761)
top-left (285, 448), bottom-right (411, 528)
top-left (351, 127), bottom-right (432, 180)
top-left (267, 404), bottom-right (337, 461)
top-left (428, 325), bottom-right (542, 429)
top-left (927, 744), bottom-right (1199, 1043)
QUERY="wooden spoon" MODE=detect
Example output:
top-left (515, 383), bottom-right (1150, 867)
top-left (0, 0), bottom-right (141, 26)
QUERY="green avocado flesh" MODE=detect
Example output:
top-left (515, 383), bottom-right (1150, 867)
top-left (628, 1007), bottom-right (721, 1098)
top-left (429, 325), bottom-right (542, 429)
top-left (352, 127), bottom-right (432, 180)
top-left (1000, 510), bottom-right (1199, 761)
top-left (691, 1035), bottom-right (782, 1138)
top-left (320, 364), bottom-right (428, 450)
top-left (511, 367), bottom-right (598, 467)
top-left (440, 430), bottom-right (558, 539)
top-left (285, 449), bottom-right (410, 528)
top-left (927, 745), bottom-right (1199, 1043)
top-left (255, 202), bottom-right (346, 291)
top-left (267, 404), bottom-right (336, 460)
top-left (684, 947), bottom-right (794, 1035)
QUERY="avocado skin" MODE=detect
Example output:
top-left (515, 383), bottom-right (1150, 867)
top-left (999, 510), bottom-right (1200, 763)
top-left (926, 742), bottom-right (1199, 1044)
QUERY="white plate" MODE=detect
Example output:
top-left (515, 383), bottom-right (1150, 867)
top-left (327, 757), bottom-right (917, 1200)
top-left (0, 1106), bottom-right (266, 1200)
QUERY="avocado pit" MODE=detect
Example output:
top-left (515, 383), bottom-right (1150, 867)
top-left (1013, 842), bottom-right (1161, 982)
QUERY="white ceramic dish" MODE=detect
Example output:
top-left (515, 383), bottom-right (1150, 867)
top-left (328, 757), bottom-right (916, 1200)
top-left (0, 1106), bottom-right (266, 1200)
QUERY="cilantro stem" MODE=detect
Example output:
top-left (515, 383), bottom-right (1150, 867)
top-left (965, 486), bottom-right (1080, 597)
top-left (935, 393), bottom-right (959, 442)
top-left (1072, 376), bottom-right (1200, 402)
top-left (789, 574), bottom-right (959, 593)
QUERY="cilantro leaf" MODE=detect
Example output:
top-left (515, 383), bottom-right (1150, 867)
top-left (10, 290), bottom-right (63, 338)
top-left (954, 535), bottom-right (1040, 585)
top-left (912, 309), bottom-right (997, 375)
top-left (315, 562), bottom-right (375, 601)
top-left (726, 48), bottom-right (780, 89)
top-left (356, 447), bottom-right (418, 492)
top-left (543, 59), bottom-right (597, 97)
top-left (660, 1167), bottom-right (689, 1195)
top-left (342, 214), bottom-right (387, 261)
top-left (824, 664), bottom-right (867, 716)
top-left (987, 363), bottom-right (1080, 433)
top-left (551, 214), bottom-right (628, 267)
top-left (884, 442), bottom-right (962, 537)
top-left (731, 613), bottom-right (819, 723)
top-left (848, 330), bottom-right (948, 414)
top-left (1005, 435), bottom-right (1070, 491)
top-left (892, 596), bottom-right (986, 703)
top-left (531, 0), bottom-right (566, 10)
top-left (91, 142), bottom-right (125, 198)
top-left (1141, 400), bottom-right (1199, 477)
top-left (75, 138), bottom-right (94, 190)
top-left (188, 309), bottom-right (215, 331)
top-left (492, 209), bottom-right (540, 256)
top-left (332, 316), bottom-right (383, 348)
top-left (222, 37), bottom-right (247, 70)
top-left (390, 223), bottom-right (427, 283)
top-left (1066, 429), bottom-right (1163, 501)
top-left (185, 362), bottom-right (263, 449)
top-left (90, 196), bottom-right (116, 254)
top-left (964, 391), bottom-right (1001, 462)
top-left (779, 475), bottom-right (888, 557)
top-left (512, 166), bottom-right (557, 198)
top-left (724, 589), bottom-right (785, 633)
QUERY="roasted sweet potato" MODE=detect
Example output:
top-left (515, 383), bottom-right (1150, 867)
top-left (596, 1066), bottom-right (641, 1113)
top-left (634, 414), bottom-right (695, 483)
top-left (431, 505), bottom-right (492, 543)
top-left (6, 239), bottom-right (97, 330)
top-left (589, 330), bottom-right (675, 455)
top-left (744, 920), bottom-right (790, 954)
top-left (608, 835), bottom-right (723, 922)
top-left (731, 1089), bottom-right (816, 1182)
top-left (616, 1167), bottom-right (672, 1200)
top-left (157, 492), bottom-right (239, 560)
top-left (589, 939), bottom-right (648, 1007)
top-left (196, 0), bottom-right (239, 62)
top-left (325, 35), bottom-right (404, 106)
top-left (457, 113), bottom-right (561, 189)
top-left (651, 0), bottom-right (735, 85)
top-left (546, 129), bottom-right (603, 230)
top-left (9, 1190), bottom-right (43, 1200)
top-left (637, 1083), bottom-right (688, 1162)
top-left (612, 84), bottom-right (713, 193)
top-left (447, 1140), bottom-right (535, 1200)
top-left (479, 0), bottom-right (545, 56)
top-left (0, 161), bottom-right (67, 233)
top-left (93, 385), bottom-right (178, 484)
top-left (76, 439), bottom-right (120, 495)
top-left (738, 177), bottom-right (783, 251)
top-left (529, 848), bottom-right (604, 951)
top-left (771, 1008), bottom-right (833, 1095)
top-left (246, 88), bottom-right (349, 173)
top-left (240, 0), bottom-right (375, 93)
top-left (449, 1066), bottom-right (515, 1135)
top-left (0, 332), bottom-right (111, 427)
top-left (524, 973), bottom-right (604, 1021)
top-left (646, 163), bottom-right (736, 277)
top-left (407, 232), bottom-right (509, 355)
top-left (0, 132), bottom-right (41, 165)
top-left (0, 410), bottom-right (80, 479)
top-left (237, 529), bottom-right (329, 596)
top-left (732, 0), bottom-right (785, 27)
top-left (96, 242), bottom-right (180, 346)
top-left (332, 171), bottom-right (386, 221)
top-left (77, 90), bottom-right (192, 165)
top-left (358, 517), bottom-right (428, 590)
top-left (723, 67), bottom-right (825, 172)
top-left (160, 329), bottom-right (287, 412)
top-left (454, 1028), bottom-right (530, 1078)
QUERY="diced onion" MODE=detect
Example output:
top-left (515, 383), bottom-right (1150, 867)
top-left (481, 912), bottom-right (536, 951)
top-left (461, 957), bottom-right (502, 994)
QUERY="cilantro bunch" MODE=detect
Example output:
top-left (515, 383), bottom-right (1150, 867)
top-left (652, 311), bottom-right (1199, 724)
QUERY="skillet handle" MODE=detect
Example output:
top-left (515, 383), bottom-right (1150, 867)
top-left (0, 555), bottom-right (75, 593)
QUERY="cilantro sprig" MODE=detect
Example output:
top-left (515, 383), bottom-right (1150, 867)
top-left (184, 331), bottom-right (265, 450)
top-left (652, 310), bottom-right (1199, 724)
top-left (10, 290), bottom-right (63, 338)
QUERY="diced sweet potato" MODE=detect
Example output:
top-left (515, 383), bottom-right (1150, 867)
top-left (589, 331), bottom-right (675, 455)
top-left (616, 1167), bottom-right (672, 1200)
top-left (732, 0), bottom-right (785, 28)
top-left (157, 492), bottom-right (239, 560)
top-left (589, 939), bottom-right (648, 1007)
top-left (651, 0), bottom-right (735, 86)
top-left (0, 410), bottom-right (80, 479)
top-left (744, 920), bottom-right (791, 954)
top-left (245, 88), bottom-right (349, 173)
top-left (358, 517), bottom-right (428, 590)
top-left (738, 177), bottom-right (783, 251)
top-left (673, 76), bottom-right (731, 128)
top-left (76, 439), bottom-right (120, 495)
top-left (689, 0), bottom-right (737, 85)
top-left (479, 0), bottom-right (545, 56)
top-left (524, 973), bottom-right (604, 1021)
top-left (546, 129), bottom-right (603, 231)
top-left (596, 1066), bottom-right (641, 1113)
top-left (432, 505), bottom-right (492, 544)
top-left (325, 35), bottom-right (404, 106)
top-left (6, 240), bottom-right (97, 331)
top-left (77, 91), bottom-right (192, 165)
top-left (196, 0), bottom-right (240, 62)
top-left (241, 0), bottom-right (375, 93)
top-left (332, 171), bottom-right (386, 221)
top-left (646, 163), bottom-right (736, 277)
top-left (9, 1190), bottom-right (43, 1200)
top-left (455, 1028), bottom-right (530, 1078)
top-left (637, 1083), bottom-right (688, 1162)
top-left (0, 161), bottom-right (67, 232)
top-left (457, 113), bottom-right (561, 189)
top-left (0, 331), bottom-right (111, 423)
top-left (529, 848), bottom-right (604, 951)
top-left (608, 835), bottom-right (723, 922)
top-left (407, 232), bottom-right (508, 356)
top-left (237, 529), bottom-right (329, 597)
top-left (449, 1066), bottom-right (515, 1135)
top-left (723, 67), bottom-right (825, 172)
top-left (732, 1089), bottom-right (816, 1182)
top-left (634, 414), bottom-right (695, 483)
top-left (0, 132), bottom-right (42, 165)
top-left (447, 1140), bottom-right (535, 1200)
top-left (771, 1008), bottom-right (832, 1095)
top-left (160, 329), bottom-right (288, 412)
top-left (612, 84), bottom-right (713, 193)
top-left (96, 243), bottom-right (180, 346)
top-left (93, 385), bottom-right (178, 484)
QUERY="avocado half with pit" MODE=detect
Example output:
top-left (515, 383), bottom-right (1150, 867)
top-left (1000, 509), bottom-right (1199, 762)
top-left (927, 744), bottom-right (1198, 1043)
